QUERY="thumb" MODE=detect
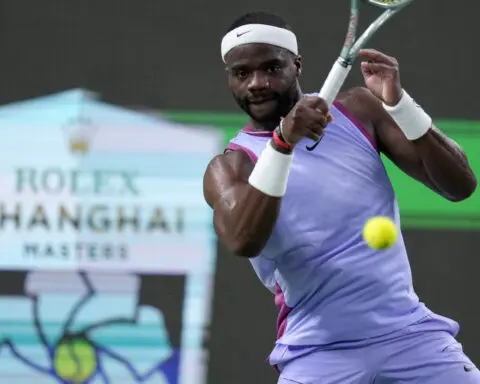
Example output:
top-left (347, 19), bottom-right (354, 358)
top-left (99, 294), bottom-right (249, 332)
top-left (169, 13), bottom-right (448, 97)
top-left (327, 112), bottom-right (333, 123)
top-left (361, 61), bottom-right (373, 75)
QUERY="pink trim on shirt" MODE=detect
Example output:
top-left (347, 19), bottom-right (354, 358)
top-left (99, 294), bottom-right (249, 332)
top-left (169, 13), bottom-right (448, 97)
top-left (224, 143), bottom-right (258, 163)
top-left (241, 124), bottom-right (274, 137)
top-left (333, 101), bottom-right (378, 152)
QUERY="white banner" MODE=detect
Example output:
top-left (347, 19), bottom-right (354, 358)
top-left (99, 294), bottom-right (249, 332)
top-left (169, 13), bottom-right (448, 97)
top-left (0, 89), bottom-right (221, 384)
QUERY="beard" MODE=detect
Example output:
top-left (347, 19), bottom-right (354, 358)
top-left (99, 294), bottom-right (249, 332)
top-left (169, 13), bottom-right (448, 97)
top-left (233, 81), bottom-right (300, 130)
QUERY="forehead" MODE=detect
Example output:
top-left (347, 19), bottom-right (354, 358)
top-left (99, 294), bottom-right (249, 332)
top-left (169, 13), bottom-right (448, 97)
top-left (225, 43), bottom-right (288, 68)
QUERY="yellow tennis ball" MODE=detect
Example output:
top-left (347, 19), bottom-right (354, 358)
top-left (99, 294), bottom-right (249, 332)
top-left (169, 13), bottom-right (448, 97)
top-left (363, 216), bottom-right (398, 250)
top-left (54, 338), bottom-right (97, 382)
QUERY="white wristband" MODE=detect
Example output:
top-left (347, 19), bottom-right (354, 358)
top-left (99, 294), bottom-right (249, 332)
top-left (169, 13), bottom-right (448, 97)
top-left (248, 140), bottom-right (293, 197)
top-left (382, 90), bottom-right (432, 140)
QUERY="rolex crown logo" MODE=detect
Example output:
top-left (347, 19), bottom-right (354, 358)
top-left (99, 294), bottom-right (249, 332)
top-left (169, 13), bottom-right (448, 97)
top-left (63, 117), bottom-right (97, 155)
top-left (69, 135), bottom-right (90, 154)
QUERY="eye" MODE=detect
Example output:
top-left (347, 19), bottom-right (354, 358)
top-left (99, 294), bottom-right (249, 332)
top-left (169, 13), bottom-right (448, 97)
top-left (235, 70), bottom-right (249, 80)
top-left (267, 65), bottom-right (282, 74)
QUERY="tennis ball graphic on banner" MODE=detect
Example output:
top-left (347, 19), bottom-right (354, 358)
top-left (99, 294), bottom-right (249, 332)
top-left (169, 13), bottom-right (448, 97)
top-left (54, 338), bottom-right (97, 382)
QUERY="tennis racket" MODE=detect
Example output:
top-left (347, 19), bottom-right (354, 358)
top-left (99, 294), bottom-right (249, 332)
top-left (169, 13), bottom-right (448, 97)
top-left (318, 0), bottom-right (415, 107)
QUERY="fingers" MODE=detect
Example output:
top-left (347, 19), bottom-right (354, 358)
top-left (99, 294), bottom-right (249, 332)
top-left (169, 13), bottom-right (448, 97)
top-left (304, 130), bottom-right (321, 142)
top-left (300, 96), bottom-right (331, 140)
top-left (295, 96), bottom-right (331, 127)
top-left (310, 108), bottom-right (330, 129)
top-left (358, 49), bottom-right (398, 66)
top-left (302, 108), bottom-right (328, 141)
top-left (301, 95), bottom-right (329, 114)
top-left (326, 112), bottom-right (333, 124)
top-left (284, 95), bottom-right (332, 145)
top-left (361, 61), bottom-right (396, 75)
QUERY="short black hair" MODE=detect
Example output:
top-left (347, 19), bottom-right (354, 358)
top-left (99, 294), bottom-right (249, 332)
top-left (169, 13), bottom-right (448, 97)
top-left (227, 11), bottom-right (292, 33)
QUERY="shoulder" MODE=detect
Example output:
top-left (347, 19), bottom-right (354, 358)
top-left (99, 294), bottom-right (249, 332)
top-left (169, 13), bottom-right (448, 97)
top-left (332, 87), bottom-right (380, 135)
top-left (206, 149), bottom-right (254, 175)
top-left (203, 150), bottom-right (254, 208)
top-left (336, 87), bottom-right (389, 127)
top-left (337, 87), bottom-right (381, 110)
top-left (203, 150), bottom-right (254, 191)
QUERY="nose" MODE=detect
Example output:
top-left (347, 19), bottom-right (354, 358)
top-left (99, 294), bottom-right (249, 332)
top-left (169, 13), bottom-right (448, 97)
top-left (247, 71), bottom-right (270, 92)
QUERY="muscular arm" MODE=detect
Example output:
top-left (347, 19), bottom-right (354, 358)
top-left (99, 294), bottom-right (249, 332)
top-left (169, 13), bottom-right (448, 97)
top-left (203, 150), bottom-right (281, 257)
top-left (203, 96), bottom-right (328, 257)
top-left (356, 87), bottom-right (477, 202)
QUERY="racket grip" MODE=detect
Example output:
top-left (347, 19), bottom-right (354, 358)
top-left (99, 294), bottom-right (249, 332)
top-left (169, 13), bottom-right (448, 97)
top-left (318, 59), bottom-right (352, 107)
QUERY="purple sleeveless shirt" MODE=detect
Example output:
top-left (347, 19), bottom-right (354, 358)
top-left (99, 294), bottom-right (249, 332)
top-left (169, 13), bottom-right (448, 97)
top-left (225, 101), bottom-right (458, 366)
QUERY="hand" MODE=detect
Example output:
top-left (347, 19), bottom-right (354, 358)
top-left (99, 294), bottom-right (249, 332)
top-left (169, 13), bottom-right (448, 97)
top-left (358, 48), bottom-right (403, 106)
top-left (281, 96), bottom-right (332, 146)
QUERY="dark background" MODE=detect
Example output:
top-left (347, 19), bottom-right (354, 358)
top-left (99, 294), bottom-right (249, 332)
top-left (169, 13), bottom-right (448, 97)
top-left (0, 1), bottom-right (478, 383)
top-left (0, 0), bottom-right (476, 119)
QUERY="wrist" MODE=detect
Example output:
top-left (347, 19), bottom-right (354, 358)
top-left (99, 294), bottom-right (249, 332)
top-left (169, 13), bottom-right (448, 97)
top-left (273, 126), bottom-right (293, 154)
top-left (383, 89), bottom-right (404, 107)
top-left (382, 89), bottom-right (432, 141)
top-left (248, 140), bottom-right (294, 197)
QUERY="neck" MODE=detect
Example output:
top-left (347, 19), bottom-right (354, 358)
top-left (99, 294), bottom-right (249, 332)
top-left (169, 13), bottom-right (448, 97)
top-left (249, 119), bottom-right (278, 132)
top-left (248, 86), bottom-right (303, 132)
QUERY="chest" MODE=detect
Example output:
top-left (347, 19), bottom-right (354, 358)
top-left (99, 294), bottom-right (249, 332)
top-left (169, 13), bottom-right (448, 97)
top-left (279, 130), bottom-right (395, 232)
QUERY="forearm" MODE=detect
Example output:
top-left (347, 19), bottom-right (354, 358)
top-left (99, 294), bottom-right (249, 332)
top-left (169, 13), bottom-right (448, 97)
top-left (382, 90), bottom-right (477, 201)
top-left (413, 127), bottom-right (477, 201)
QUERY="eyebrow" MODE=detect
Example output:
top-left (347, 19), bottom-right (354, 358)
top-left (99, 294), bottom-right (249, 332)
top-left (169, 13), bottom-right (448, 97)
top-left (229, 58), bottom-right (286, 72)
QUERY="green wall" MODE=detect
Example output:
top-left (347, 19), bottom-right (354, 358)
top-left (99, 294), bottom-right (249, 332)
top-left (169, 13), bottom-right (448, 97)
top-left (165, 111), bottom-right (480, 229)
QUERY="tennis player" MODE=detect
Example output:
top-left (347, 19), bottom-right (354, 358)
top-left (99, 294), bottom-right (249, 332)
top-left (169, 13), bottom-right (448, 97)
top-left (203, 11), bottom-right (478, 383)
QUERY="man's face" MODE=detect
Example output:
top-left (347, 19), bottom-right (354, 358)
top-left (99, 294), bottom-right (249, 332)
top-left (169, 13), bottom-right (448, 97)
top-left (225, 43), bottom-right (301, 128)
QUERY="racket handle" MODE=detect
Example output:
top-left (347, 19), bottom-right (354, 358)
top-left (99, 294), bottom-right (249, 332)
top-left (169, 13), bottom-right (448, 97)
top-left (318, 59), bottom-right (352, 107)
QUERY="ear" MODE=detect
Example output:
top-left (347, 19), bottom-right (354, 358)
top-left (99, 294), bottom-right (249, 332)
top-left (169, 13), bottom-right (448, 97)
top-left (294, 55), bottom-right (302, 77)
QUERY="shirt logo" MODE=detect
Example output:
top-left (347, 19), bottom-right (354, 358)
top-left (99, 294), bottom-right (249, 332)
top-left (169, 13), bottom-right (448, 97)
top-left (464, 364), bottom-right (476, 372)
top-left (306, 136), bottom-right (323, 151)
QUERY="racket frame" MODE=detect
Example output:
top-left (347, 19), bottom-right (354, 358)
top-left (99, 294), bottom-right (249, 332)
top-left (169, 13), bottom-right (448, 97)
top-left (317, 0), bottom-right (413, 107)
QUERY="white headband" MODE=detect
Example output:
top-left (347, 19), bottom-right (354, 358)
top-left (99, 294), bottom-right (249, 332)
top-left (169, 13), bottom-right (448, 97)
top-left (221, 24), bottom-right (298, 63)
